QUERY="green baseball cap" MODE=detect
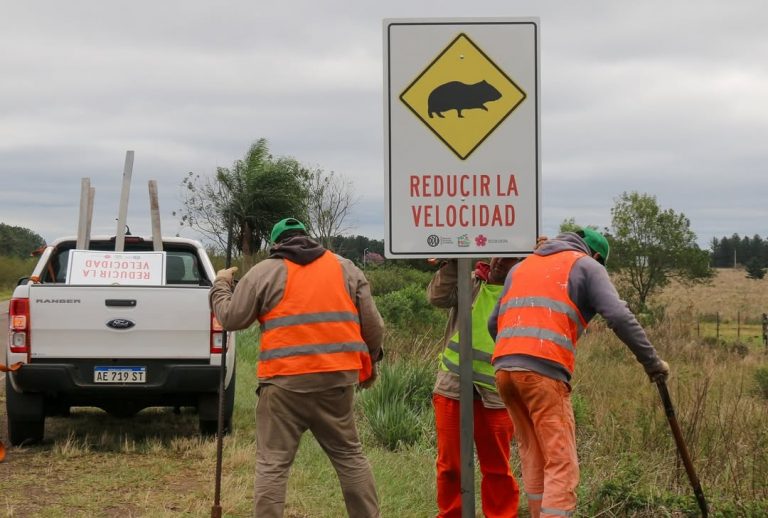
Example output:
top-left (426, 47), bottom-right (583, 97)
top-left (580, 227), bottom-right (610, 264)
top-left (270, 218), bottom-right (307, 244)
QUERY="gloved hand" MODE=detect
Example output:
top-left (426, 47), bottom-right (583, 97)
top-left (216, 266), bottom-right (238, 285)
top-left (646, 359), bottom-right (670, 383)
top-left (359, 364), bottom-right (378, 389)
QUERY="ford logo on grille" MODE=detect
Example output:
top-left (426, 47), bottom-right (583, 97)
top-left (106, 318), bottom-right (135, 330)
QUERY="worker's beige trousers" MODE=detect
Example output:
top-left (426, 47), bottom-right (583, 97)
top-left (253, 384), bottom-right (380, 518)
top-left (496, 371), bottom-right (578, 518)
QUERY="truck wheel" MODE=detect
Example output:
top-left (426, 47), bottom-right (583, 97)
top-left (5, 375), bottom-right (45, 446)
top-left (199, 365), bottom-right (236, 436)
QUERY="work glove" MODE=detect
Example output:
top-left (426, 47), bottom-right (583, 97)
top-left (215, 266), bottom-right (238, 286)
top-left (359, 364), bottom-right (379, 390)
top-left (646, 359), bottom-right (670, 383)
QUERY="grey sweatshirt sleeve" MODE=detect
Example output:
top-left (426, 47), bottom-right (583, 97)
top-left (487, 262), bottom-right (517, 340)
top-left (576, 258), bottom-right (665, 371)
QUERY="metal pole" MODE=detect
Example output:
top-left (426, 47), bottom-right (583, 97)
top-left (211, 218), bottom-right (234, 518)
top-left (457, 258), bottom-right (475, 518)
top-left (655, 379), bottom-right (709, 517)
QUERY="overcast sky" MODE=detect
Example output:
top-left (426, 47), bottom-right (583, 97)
top-left (1, 1), bottom-right (766, 251)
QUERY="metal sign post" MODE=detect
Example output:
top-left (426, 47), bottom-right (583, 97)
top-left (457, 258), bottom-right (475, 517)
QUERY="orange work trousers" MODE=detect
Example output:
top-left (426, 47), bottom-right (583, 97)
top-left (495, 371), bottom-right (578, 518)
top-left (433, 394), bottom-right (520, 518)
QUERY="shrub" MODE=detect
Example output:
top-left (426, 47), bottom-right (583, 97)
top-left (755, 366), bottom-right (768, 400)
top-left (358, 359), bottom-right (435, 451)
top-left (364, 264), bottom-right (433, 296)
top-left (374, 284), bottom-right (446, 331)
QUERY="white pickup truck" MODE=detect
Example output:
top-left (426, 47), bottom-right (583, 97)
top-left (4, 235), bottom-right (236, 445)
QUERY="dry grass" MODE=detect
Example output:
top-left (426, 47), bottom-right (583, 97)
top-left (658, 267), bottom-right (768, 321)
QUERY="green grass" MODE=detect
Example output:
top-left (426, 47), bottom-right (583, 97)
top-left (4, 272), bottom-right (768, 516)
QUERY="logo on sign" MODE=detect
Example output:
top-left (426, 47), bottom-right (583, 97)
top-left (400, 33), bottom-right (526, 160)
top-left (427, 235), bottom-right (440, 247)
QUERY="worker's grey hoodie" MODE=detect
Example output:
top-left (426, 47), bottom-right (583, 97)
top-left (488, 232), bottom-right (665, 383)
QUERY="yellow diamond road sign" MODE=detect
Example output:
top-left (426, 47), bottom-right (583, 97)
top-left (400, 33), bottom-right (526, 160)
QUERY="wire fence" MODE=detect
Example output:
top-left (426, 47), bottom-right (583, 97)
top-left (695, 311), bottom-right (768, 350)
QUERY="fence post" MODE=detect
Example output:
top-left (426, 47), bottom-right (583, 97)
top-left (716, 312), bottom-right (720, 341)
top-left (696, 315), bottom-right (700, 338)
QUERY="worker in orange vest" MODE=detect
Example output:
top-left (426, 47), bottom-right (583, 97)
top-left (488, 228), bottom-right (669, 518)
top-left (210, 218), bottom-right (384, 518)
top-left (427, 257), bottom-right (521, 518)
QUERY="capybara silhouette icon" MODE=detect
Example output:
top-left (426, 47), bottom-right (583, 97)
top-left (428, 80), bottom-right (502, 118)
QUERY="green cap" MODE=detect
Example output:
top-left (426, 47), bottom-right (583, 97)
top-left (580, 227), bottom-right (610, 264)
top-left (270, 218), bottom-right (307, 244)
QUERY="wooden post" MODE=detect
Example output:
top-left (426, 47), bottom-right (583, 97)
top-left (696, 315), bottom-right (700, 338)
top-left (85, 186), bottom-right (95, 250)
top-left (115, 151), bottom-right (135, 252)
top-left (148, 180), bottom-right (162, 252)
top-left (716, 312), bottom-right (720, 340)
top-left (76, 178), bottom-right (91, 250)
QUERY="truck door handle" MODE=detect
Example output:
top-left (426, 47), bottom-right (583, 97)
top-left (105, 299), bottom-right (137, 307)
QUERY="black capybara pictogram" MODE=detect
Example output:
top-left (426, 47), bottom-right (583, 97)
top-left (428, 80), bottom-right (502, 118)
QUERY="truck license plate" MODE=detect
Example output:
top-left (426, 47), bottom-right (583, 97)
top-left (94, 366), bottom-right (146, 383)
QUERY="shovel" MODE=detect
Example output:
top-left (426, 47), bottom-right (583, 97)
top-left (655, 378), bottom-right (709, 517)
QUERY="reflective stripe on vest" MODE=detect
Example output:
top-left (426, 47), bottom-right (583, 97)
top-left (258, 251), bottom-right (372, 381)
top-left (439, 282), bottom-right (502, 391)
top-left (492, 251), bottom-right (587, 374)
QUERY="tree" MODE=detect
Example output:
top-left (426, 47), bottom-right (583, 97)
top-left (558, 218), bottom-right (602, 234)
top-left (609, 191), bottom-right (713, 312)
top-left (746, 257), bottom-right (766, 280)
top-left (0, 223), bottom-right (45, 257)
top-left (305, 169), bottom-right (358, 250)
top-left (177, 139), bottom-right (310, 256)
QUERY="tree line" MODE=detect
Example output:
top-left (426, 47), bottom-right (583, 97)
top-left (710, 234), bottom-right (768, 270)
top-left (0, 223), bottom-right (45, 258)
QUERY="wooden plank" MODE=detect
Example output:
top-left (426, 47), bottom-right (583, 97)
top-left (148, 180), bottom-right (162, 251)
top-left (76, 178), bottom-right (91, 249)
top-left (85, 186), bottom-right (95, 249)
top-left (114, 150), bottom-right (134, 252)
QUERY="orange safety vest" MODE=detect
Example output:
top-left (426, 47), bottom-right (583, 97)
top-left (257, 251), bottom-right (372, 382)
top-left (492, 251), bottom-right (588, 374)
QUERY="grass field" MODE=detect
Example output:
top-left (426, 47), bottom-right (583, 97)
top-left (2, 268), bottom-right (768, 516)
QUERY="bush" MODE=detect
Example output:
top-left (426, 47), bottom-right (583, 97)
top-left (358, 359), bottom-right (435, 451)
top-left (374, 284), bottom-right (446, 331)
top-left (364, 264), bottom-right (433, 296)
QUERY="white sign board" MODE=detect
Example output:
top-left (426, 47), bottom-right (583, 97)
top-left (66, 250), bottom-right (166, 285)
top-left (384, 18), bottom-right (540, 258)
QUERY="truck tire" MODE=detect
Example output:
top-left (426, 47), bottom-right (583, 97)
top-left (198, 365), bottom-right (236, 436)
top-left (6, 375), bottom-right (45, 446)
